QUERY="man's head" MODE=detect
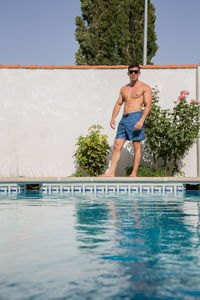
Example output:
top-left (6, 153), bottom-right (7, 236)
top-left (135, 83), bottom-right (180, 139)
top-left (127, 63), bottom-right (141, 81)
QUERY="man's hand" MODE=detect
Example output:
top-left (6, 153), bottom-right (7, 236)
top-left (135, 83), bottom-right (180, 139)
top-left (110, 119), bottom-right (115, 129)
top-left (134, 120), bottom-right (143, 131)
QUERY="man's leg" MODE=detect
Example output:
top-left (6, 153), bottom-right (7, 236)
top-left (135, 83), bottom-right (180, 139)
top-left (99, 139), bottom-right (126, 177)
top-left (129, 141), bottom-right (141, 177)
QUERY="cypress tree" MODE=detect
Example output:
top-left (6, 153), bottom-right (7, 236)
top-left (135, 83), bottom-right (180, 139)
top-left (75, 0), bottom-right (158, 65)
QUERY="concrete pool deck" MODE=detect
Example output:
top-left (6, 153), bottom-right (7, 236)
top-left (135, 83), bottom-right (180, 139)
top-left (0, 177), bottom-right (200, 185)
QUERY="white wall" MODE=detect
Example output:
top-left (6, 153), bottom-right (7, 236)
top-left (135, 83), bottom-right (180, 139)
top-left (0, 65), bottom-right (199, 177)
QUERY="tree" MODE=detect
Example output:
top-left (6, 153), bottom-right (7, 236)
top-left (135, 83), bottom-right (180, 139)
top-left (75, 0), bottom-right (158, 65)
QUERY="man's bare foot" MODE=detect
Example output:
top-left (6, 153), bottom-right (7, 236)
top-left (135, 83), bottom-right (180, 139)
top-left (98, 172), bottom-right (115, 177)
top-left (129, 171), bottom-right (137, 177)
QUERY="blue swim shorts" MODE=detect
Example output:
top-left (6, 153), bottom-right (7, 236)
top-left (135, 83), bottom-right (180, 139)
top-left (116, 111), bottom-right (145, 141)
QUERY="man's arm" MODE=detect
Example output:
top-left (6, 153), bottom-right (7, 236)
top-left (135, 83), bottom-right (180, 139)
top-left (110, 88), bottom-right (124, 129)
top-left (134, 85), bottom-right (152, 130)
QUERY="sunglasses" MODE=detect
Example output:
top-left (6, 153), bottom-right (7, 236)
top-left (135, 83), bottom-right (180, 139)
top-left (129, 70), bottom-right (139, 75)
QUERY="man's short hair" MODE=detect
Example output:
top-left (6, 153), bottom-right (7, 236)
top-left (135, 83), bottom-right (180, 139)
top-left (128, 63), bottom-right (140, 71)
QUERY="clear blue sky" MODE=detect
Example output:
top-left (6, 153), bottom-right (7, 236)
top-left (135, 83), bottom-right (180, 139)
top-left (0, 0), bottom-right (199, 66)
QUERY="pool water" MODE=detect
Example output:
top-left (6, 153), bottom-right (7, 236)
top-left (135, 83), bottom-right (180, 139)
top-left (0, 190), bottom-right (200, 300)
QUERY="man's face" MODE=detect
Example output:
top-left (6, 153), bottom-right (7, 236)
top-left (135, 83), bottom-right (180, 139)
top-left (128, 68), bottom-right (140, 80)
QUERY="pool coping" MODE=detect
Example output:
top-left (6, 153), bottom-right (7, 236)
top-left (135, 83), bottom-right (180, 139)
top-left (0, 177), bottom-right (199, 184)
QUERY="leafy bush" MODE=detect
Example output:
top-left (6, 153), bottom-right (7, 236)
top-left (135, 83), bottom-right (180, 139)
top-left (125, 165), bottom-right (166, 177)
top-left (73, 125), bottom-right (110, 176)
top-left (145, 89), bottom-right (200, 176)
top-left (70, 169), bottom-right (84, 177)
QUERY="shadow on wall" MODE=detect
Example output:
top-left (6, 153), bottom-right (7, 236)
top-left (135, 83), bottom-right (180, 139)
top-left (107, 141), bottom-right (153, 176)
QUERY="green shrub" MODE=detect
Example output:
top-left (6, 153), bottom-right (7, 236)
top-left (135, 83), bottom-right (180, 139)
top-left (70, 169), bottom-right (84, 177)
top-left (73, 125), bottom-right (110, 176)
top-left (145, 89), bottom-right (200, 176)
top-left (124, 165), bottom-right (167, 177)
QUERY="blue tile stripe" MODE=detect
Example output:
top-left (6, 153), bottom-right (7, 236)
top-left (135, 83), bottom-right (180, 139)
top-left (41, 183), bottom-right (185, 193)
top-left (0, 183), bottom-right (185, 194)
top-left (0, 184), bottom-right (25, 193)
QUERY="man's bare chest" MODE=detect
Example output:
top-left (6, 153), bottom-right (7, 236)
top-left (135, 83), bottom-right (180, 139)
top-left (122, 88), bottom-right (144, 101)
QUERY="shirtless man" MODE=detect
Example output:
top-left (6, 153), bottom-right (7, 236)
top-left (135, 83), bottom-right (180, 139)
top-left (100, 62), bottom-right (152, 177)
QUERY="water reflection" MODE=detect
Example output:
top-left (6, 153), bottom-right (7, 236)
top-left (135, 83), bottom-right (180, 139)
top-left (74, 191), bottom-right (200, 298)
top-left (75, 195), bottom-right (110, 249)
top-left (0, 190), bottom-right (200, 299)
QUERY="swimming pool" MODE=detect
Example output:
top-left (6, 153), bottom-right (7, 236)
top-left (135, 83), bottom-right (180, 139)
top-left (0, 190), bottom-right (200, 299)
